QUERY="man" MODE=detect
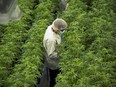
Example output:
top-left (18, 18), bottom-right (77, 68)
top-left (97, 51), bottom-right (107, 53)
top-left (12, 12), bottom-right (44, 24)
top-left (60, 0), bottom-right (67, 11)
top-left (41, 18), bottom-right (67, 87)
top-left (59, 0), bottom-right (68, 12)
top-left (0, 0), bottom-right (22, 24)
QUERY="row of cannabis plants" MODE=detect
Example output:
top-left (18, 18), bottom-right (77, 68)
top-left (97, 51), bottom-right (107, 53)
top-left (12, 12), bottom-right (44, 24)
top-left (6, 0), bottom-right (55, 87)
top-left (0, 0), bottom-right (115, 87)
top-left (0, 0), bottom-right (35, 86)
top-left (55, 0), bottom-right (116, 87)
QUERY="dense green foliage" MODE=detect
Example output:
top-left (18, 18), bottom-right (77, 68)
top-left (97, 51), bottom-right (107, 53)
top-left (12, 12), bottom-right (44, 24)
top-left (7, 0), bottom-right (54, 87)
top-left (56, 0), bottom-right (116, 87)
top-left (0, 0), bottom-right (32, 85)
top-left (0, 0), bottom-right (115, 87)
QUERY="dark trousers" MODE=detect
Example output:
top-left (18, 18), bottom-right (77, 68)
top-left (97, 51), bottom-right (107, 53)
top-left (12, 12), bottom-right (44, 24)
top-left (39, 67), bottom-right (50, 87)
top-left (49, 69), bottom-right (60, 87)
top-left (39, 67), bottom-right (60, 87)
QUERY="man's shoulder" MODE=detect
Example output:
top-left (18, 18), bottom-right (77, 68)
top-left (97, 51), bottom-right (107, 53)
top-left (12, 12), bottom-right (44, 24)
top-left (47, 25), bottom-right (52, 30)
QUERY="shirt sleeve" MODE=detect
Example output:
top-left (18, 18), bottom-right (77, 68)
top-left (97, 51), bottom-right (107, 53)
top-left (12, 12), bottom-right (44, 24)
top-left (45, 39), bottom-right (58, 58)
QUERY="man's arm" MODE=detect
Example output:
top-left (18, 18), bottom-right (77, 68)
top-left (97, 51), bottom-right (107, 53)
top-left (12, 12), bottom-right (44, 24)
top-left (45, 39), bottom-right (58, 59)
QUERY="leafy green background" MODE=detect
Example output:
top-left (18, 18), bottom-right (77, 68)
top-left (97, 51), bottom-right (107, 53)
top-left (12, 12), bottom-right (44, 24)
top-left (0, 0), bottom-right (115, 87)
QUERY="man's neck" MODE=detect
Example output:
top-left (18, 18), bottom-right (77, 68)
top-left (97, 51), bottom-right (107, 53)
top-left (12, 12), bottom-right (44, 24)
top-left (52, 27), bottom-right (58, 34)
